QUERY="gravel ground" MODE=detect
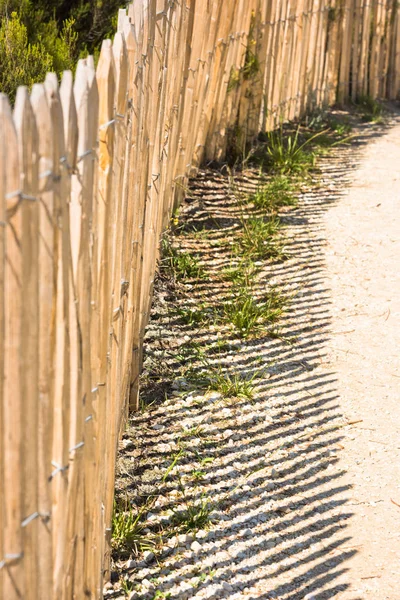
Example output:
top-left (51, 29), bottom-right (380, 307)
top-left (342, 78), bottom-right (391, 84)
top-left (106, 107), bottom-right (400, 600)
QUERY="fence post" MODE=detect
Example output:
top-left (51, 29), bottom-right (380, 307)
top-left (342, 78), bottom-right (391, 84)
top-left (30, 82), bottom-right (55, 600)
top-left (13, 86), bottom-right (40, 600)
top-left (1, 93), bottom-right (24, 600)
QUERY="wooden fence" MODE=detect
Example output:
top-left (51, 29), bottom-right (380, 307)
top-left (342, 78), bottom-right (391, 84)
top-left (0, 0), bottom-right (399, 598)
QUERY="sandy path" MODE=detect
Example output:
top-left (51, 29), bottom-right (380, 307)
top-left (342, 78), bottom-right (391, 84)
top-left (323, 117), bottom-right (400, 599)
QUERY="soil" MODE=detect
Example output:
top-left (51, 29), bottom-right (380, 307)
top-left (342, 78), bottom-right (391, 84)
top-left (109, 106), bottom-right (400, 600)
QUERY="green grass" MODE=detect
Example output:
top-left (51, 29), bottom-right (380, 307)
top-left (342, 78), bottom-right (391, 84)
top-left (251, 175), bottom-right (297, 211)
top-left (112, 500), bottom-right (155, 559)
top-left (264, 126), bottom-right (319, 174)
top-left (208, 369), bottom-right (256, 400)
top-left (171, 498), bottom-right (212, 533)
top-left (222, 259), bottom-right (259, 287)
top-left (120, 579), bottom-right (135, 595)
top-left (161, 238), bottom-right (206, 281)
top-left (236, 216), bottom-right (287, 261)
top-left (191, 469), bottom-right (206, 481)
top-left (175, 303), bottom-right (210, 326)
top-left (354, 95), bottom-right (384, 122)
top-left (222, 288), bottom-right (286, 338)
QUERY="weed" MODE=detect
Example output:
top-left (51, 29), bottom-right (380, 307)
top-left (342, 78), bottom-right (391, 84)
top-left (222, 288), bottom-right (285, 337)
top-left (162, 450), bottom-right (185, 482)
top-left (236, 216), bottom-right (287, 261)
top-left (208, 369), bottom-right (256, 400)
top-left (120, 578), bottom-right (135, 594)
top-left (242, 13), bottom-right (259, 80)
top-left (228, 67), bottom-right (241, 92)
top-left (196, 568), bottom-right (216, 584)
top-left (222, 259), bottom-right (259, 287)
top-left (191, 469), bottom-right (206, 481)
top-left (200, 457), bottom-right (214, 466)
top-left (160, 237), bottom-right (206, 281)
top-left (112, 500), bottom-right (155, 559)
top-left (171, 498), bottom-right (212, 533)
top-left (331, 120), bottom-right (352, 136)
top-left (251, 175), bottom-right (297, 211)
top-left (175, 303), bottom-right (210, 326)
top-left (242, 48), bottom-right (259, 80)
top-left (151, 592), bottom-right (171, 600)
top-left (354, 95), bottom-right (384, 122)
top-left (263, 126), bottom-right (324, 174)
top-left (180, 425), bottom-right (207, 440)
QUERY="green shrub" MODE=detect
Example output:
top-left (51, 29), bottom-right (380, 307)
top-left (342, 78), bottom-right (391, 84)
top-left (0, 0), bottom-right (123, 100)
top-left (0, 12), bottom-right (53, 102)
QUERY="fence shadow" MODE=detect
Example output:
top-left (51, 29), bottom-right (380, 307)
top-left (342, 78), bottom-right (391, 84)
top-left (113, 115), bottom-right (399, 600)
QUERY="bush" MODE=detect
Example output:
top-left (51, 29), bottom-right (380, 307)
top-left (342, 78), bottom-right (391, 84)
top-left (0, 0), bottom-right (123, 101)
top-left (0, 12), bottom-right (53, 102)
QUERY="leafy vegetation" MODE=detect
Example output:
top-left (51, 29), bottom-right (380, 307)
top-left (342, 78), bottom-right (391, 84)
top-left (222, 287), bottom-right (286, 338)
top-left (354, 94), bottom-right (385, 122)
top-left (250, 175), bottom-right (298, 211)
top-left (112, 499), bottom-right (156, 559)
top-left (161, 238), bottom-right (206, 281)
top-left (0, 0), bottom-right (123, 101)
top-left (236, 215), bottom-right (287, 261)
top-left (171, 498), bottom-right (212, 533)
top-left (208, 369), bottom-right (256, 400)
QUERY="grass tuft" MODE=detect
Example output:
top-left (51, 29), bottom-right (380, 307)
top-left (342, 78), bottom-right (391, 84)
top-left (161, 237), bottom-right (206, 281)
top-left (171, 499), bottom-right (212, 533)
top-left (222, 288), bottom-right (286, 338)
top-left (354, 95), bottom-right (384, 122)
top-left (251, 175), bottom-right (297, 211)
top-left (208, 369), bottom-right (256, 400)
top-left (175, 303), bottom-right (210, 326)
top-left (112, 500), bottom-right (155, 559)
top-left (264, 126), bottom-right (324, 174)
top-left (236, 216), bottom-right (287, 261)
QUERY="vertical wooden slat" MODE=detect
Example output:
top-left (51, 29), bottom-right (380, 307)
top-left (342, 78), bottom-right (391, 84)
top-left (94, 38), bottom-right (116, 579)
top-left (59, 69), bottom-right (84, 600)
top-left (30, 82), bottom-right (55, 600)
top-left (42, 73), bottom-right (70, 600)
top-left (0, 94), bottom-right (5, 600)
top-left (1, 93), bottom-right (24, 600)
top-left (13, 86), bottom-right (40, 600)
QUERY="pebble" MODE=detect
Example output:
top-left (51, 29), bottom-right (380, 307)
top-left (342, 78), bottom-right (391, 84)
top-left (143, 551), bottom-right (155, 564)
top-left (242, 529), bottom-right (252, 537)
top-left (190, 540), bottom-right (202, 552)
top-left (125, 559), bottom-right (136, 570)
top-left (196, 529), bottom-right (208, 539)
top-left (178, 533), bottom-right (194, 544)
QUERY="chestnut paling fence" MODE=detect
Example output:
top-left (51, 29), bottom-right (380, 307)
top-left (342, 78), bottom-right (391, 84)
top-left (0, 0), bottom-right (399, 598)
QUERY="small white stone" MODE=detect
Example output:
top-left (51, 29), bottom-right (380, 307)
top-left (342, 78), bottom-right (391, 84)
top-left (141, 578), bottom-right (151, 588)
top-left (190, 540), bottom-right (202, 552)
top-left (143, 551), bottom-right (155, 563)
top-left (242, 528), bottom-right (252, 537)
top-left (196, 529), bottom-right (208, 539)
